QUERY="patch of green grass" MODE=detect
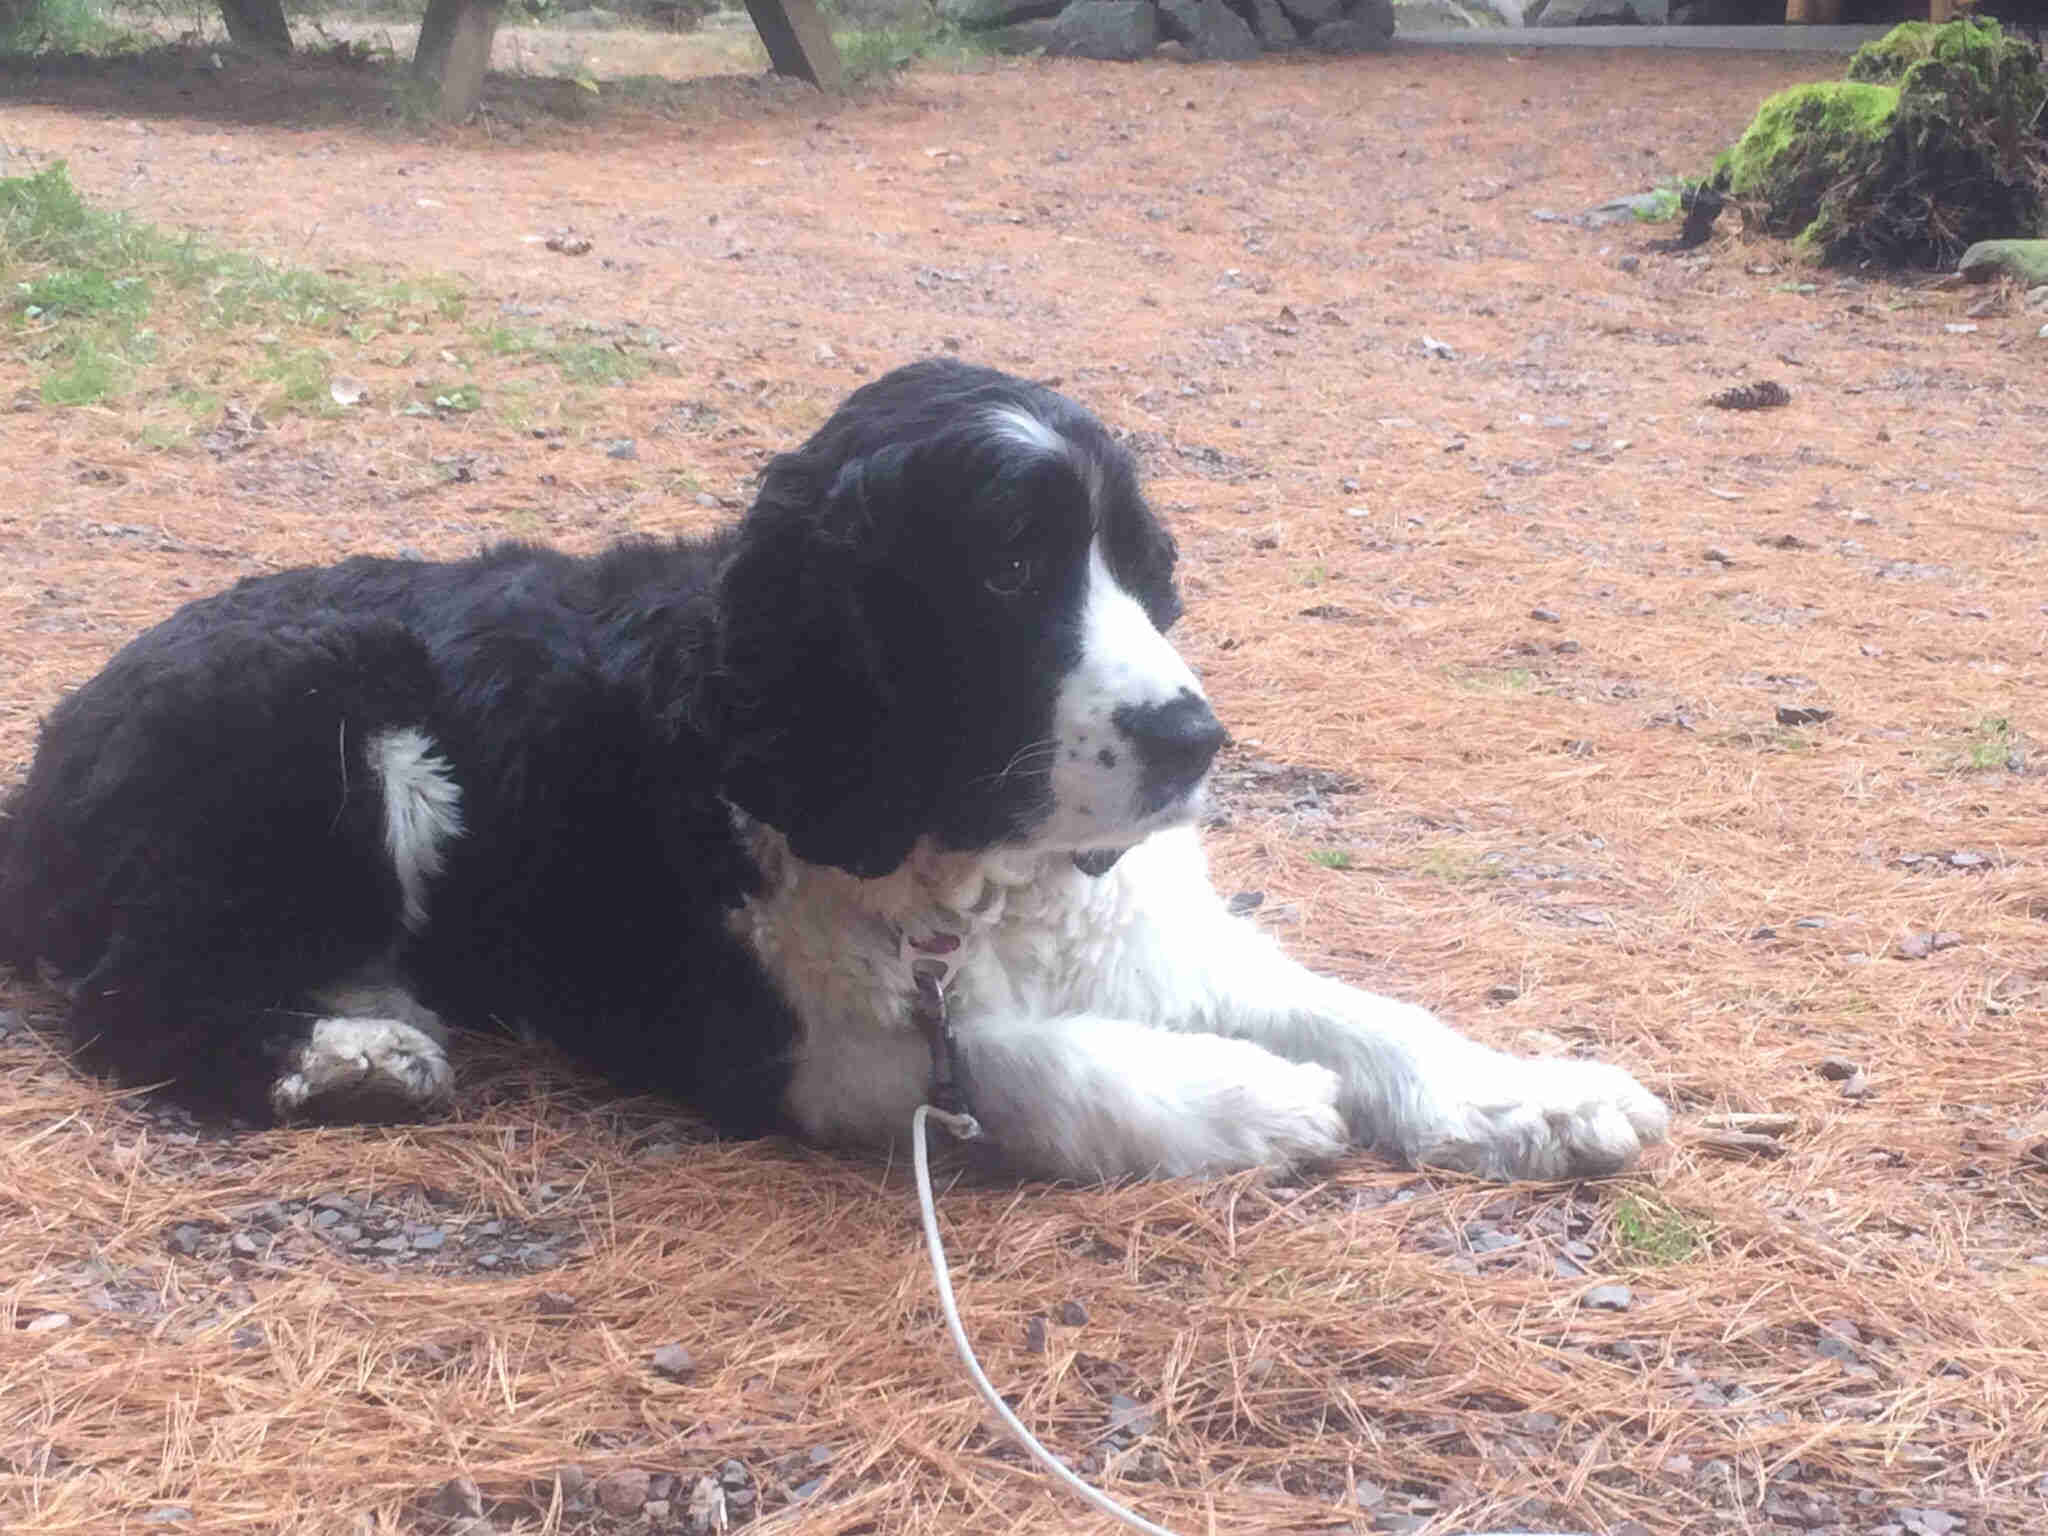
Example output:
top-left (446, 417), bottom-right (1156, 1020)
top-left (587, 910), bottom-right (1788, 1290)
top-left (1415, 845), bottom-right (1505, 883)
top-left (553, 340), bottom-right (646, 387)
top-left (1, 0), bottom-right (136, 60)
top-left (40, 337), bottom-right (122, 405)
top-left (1, 162), bottom-right (474, 426)
top-left (828, 11), bottom-right (999, 80)
top-left (261, 346), bottom-right (335, 412)
top-left (1961, 715), bottom-right (2016, 771)
top-left (1307, 849), bottom-right (1353, 871)
top-left (1613, 1193), bottom-right (1706, 1266)
top-left (1450, 666), bottom-right (1537, 696)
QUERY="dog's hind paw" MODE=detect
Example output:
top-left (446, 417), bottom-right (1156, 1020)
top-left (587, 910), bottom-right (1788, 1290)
top-left (270, 1018), bottom-right (454, 1123)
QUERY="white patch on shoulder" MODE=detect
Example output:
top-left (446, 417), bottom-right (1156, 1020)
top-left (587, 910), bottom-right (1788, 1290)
top-left (270, 1017), bottom-right (454, 1120)
top-left (368, 726), bottom-right (463, 932)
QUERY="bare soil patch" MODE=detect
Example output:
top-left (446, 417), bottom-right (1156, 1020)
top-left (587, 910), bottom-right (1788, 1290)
top-left (3, 36), bottom-right (2046, 1536)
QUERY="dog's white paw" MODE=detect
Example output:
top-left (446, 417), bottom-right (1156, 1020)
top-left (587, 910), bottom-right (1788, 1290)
top-left (1411, 1055), bottom-right (1668, 1181)
top-left (1220, 1059), bottom-right (1349, 1173)
top-left (270, 1018), bottom-right (454, 1122)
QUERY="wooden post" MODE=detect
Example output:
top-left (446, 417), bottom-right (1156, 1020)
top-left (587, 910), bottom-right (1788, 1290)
top-left (742, 0), bottom-right (844, 90)
top-left (1928, 0), bottom-right (1955, 19)
top-left (1784, 0), bottom-right (1841, 20)
top-left (413, 0), bottom-right (505, 120)
top-left (215, 0), bottom-right (292, 51)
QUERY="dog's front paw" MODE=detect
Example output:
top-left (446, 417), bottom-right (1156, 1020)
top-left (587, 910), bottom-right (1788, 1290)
top-left (270, 1018), bottom-right (454, 1123)
top-left (1411, 1055), bottom-right (1668, 1181)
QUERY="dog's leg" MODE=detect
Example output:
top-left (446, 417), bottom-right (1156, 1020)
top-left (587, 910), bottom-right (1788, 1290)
top-left (269, 1017), bottom-right (454, 1122)
top-left (1068, 830), bottom-right (1668, 1181)
top-left (956, 1015), bottom-right (1347, 1182)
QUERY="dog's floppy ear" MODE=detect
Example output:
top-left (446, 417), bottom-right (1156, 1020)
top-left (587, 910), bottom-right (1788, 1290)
top-left (715, 447), bottom-right (938, 880)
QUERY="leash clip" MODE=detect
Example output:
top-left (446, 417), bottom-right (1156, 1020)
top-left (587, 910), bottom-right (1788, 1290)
top-left (905, 930), bottom-right (981, 1140)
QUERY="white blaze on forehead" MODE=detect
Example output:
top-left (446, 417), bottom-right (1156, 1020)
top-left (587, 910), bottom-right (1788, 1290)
top-left (986, 404), bottom-right (1069, 459)
top-left (369, 726), bottom-right (464, 932)
top-left (984, 405), bottom-right (1105, 508)
top-left (1073, 542), bottom-right (1199, 709)
top-left (1039, 542), bottom-right (1206, 848)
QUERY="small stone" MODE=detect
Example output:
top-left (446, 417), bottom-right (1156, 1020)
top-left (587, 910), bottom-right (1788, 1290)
top-left (142, 1511), bottom-right (193, 1526)
top-left (1056, 1299), bottom-right (1089, 1326)
top-left (1775, 705), bottom-right (1833, 726)
top-left (1839, 1068), bottom-right (1874, 1100)
top-left (554, 1464), bottom-right (589, 1496)
top-left (1946, 850), bottom-right (1985, 869)
top-left (23, 1312), bottom-right (71, 1333)
top-left (411, 1228), bottom-right (446, 1252)
top-left (1225, 890), bottom-right (1265, 916)
top-left (230, 1231), bottom-right (261, 1258)
top-left (1702, 546), bottom-right (1735, 566)
top-left (603, 438), bottom-right (638, 460)
top-left (719, 1459), bottom-right (749, 1490)
top-left (1616, 253), bottom-right (1639, 273)
top-left (430, 1477), bottom-right (484, 1519)
top-left (535, 1291), bottom-right (577, 1315)
top-left (1818, 1056), bottom-right (1861, 1081)
top-left (594, 1468), bottom-right (651, 1515)
top-left (1023, 1315), bottom-right (1049, 1353)
top-left (1931, 931), bottom-right (1964, 951)
top-left (1485, 984), bottom-right (1520, 1004)
top-left (1584, 1283), bottom-right (1633, 1312)
top-left (1528, 607), bottom-right (1561, 623)
top-left (1896, 932), bottom-right (1934, 960)
top-left (651, 1342), bottom-right (695, 1381)
top-left (1106, 1393), bottom-right (1155, 1437)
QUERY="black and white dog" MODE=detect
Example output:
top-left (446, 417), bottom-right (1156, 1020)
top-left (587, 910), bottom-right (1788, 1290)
top-left (0, 361), bottom-right (1666, 1182)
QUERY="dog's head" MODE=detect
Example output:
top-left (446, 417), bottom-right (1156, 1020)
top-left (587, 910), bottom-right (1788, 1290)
top-left (716, 360), bottom-right (1225, 881)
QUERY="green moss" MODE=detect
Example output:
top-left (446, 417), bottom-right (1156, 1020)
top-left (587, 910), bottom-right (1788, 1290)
top-left (1720, 81), bottom-right (1897, 201)
top-left (1708, 17), bottom-right (2047, 268)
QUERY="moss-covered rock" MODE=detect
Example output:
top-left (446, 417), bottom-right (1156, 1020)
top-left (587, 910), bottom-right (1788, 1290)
top-left (1707, 18), bottom-right (2048, 268)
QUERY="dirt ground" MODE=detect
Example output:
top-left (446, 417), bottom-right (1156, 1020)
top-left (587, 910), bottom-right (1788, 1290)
top-left (2, 31), bottom-right (2046, 1536)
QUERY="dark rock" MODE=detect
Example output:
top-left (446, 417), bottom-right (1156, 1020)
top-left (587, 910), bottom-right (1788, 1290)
top-left (430, 1477), bottom-right (485, 1519)
top-left (1157, 0), bottom-right (1261, 58)
top-left (1275, 0), bottom-right (1342, 22)
top-left (1024, 1314), bottom-right (1049, 1352)
top-left (1230, 0), bottom-right (1303, 47)
top-left (1776, 705), bottom-right (1833, 726)
top-left (1057, 1298), bottom-right (1090, 1326)
top-left (938, 0), bottom-right (1061, 27)
top-left (1310, 10), bottom-right (1391, 52)
top-left (595, 1468), bottom-right (651, 1515)
top-left (1818, 1056), bottom-right (1861, 1081)
top-left (1584, 1283), bottom-right (1634, 1311)
top-left (651, 1342), bottom-right (696, 1380)
top-left (1048, 0), bottom-right (1159, 58)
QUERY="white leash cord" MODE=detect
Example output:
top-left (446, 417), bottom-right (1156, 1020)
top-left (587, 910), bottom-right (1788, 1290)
top-left (911, 1104), bottom-right (1595, 1536)
top-left (912, 1104), bottom-right (1186, 1536)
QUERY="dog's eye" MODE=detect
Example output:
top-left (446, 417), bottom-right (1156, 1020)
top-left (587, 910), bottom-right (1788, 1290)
top-left (985, 556), bottom-right (1033, 597)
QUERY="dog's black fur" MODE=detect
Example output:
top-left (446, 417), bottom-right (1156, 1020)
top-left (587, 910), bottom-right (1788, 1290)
top-left (0, 360), bottom-right (1181, 1130)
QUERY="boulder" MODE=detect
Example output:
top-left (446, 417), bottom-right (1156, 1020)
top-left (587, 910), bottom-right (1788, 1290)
top-left (1274, 0), bottom-right (1343, 25)
top-left (937, 0), bottom-right (1063, 29)
top-left (1230, 0), bottom-right (1304, 47)
top-left (1710, 20), bottom-right (2047, 267)
top-left (1311, 0), bottom-right (1392, 50)
top-left (1157, 0), bottom-right (1262, 58)
top-left (1049, 0), bottom-right (1161, 56)
top-left (1533, 0), bottom-right (1667, 23)
top-left (1957, 239), bottom-right (2048, 285)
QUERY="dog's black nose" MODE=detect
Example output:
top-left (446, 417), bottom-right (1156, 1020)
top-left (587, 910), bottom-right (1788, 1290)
top-left (1114, 690), bottom-right (1228, 807)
